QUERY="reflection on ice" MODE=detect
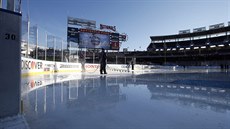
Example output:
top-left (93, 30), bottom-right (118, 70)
top-left (148, 84), bottom-right (230, 113)
top-left (66, 76), bottom-right (126, 110)
top-left (22, 74), bottom-right (127, 114)
top-left (21, 71), bottom-right (230, 129)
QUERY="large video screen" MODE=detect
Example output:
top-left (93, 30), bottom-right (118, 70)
top-left (67, 27), bottom-right (79, 43)
top-left (79, 32), bottom-right (110, 49)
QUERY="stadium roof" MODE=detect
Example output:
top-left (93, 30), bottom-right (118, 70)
top-left (150, 26), bottom-right (230, 41)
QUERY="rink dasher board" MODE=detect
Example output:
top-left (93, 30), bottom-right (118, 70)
top-left (21, 58), bottom-right (129, 76)
top-left (21, 57), bottom-right (82, 76)
top-left (21, 58), bottom-right (102, 76)
top-left (20, 58), bottom-right (143, 76)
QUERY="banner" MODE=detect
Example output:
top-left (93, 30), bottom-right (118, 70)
top-left (209, 23), bottom-right (224, 30)
top-left (68, 17), bottom-right (96, 29)
top-left (100, 24), bottom-right (116, 32)
top-left (179, 29), bottom-right (190, 34)
top-left (79, 28), bottom-right (110, 35)
top-left (193, 27), bottom-right (206, 33)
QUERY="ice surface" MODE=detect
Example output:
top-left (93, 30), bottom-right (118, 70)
top-left (21, 69), bottom-right (230, 129)
top-left (0, 115), bottom-right (29, 129)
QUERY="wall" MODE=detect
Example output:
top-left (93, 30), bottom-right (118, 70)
top-left (21, 57), bottom-right (82, 76)
top-left (0, 9), bottom-right (21, 118)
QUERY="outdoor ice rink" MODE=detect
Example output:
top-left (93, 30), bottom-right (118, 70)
top-left (21, 69), bottom-right (230, 129)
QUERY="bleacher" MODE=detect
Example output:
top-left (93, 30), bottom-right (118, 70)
top-left (147, 22), bottom-right (230, 57)
top-left (165, 42), bottom-right (177, 49)
top-left (192, 39), bottom-right (207, 47)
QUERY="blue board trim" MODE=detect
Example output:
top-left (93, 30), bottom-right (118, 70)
top-left (0, 8), bottom-right (22, 16)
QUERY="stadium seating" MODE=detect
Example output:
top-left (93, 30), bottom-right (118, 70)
top-left (147, 23), bottom-right (230, 58)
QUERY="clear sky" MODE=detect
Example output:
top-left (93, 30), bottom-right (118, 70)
top-left (21, 0), bottom-right (230, 51)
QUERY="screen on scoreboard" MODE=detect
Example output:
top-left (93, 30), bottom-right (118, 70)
top-left (79, 32), bottom-right (110, 49)
top-left (67, 27), bottom-right (79, 43)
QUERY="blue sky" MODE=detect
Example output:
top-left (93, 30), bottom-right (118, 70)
top-left (21, 0), bottom-right (230, 51)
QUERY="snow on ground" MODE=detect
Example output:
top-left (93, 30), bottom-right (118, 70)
top-left (0, 115), bottom-right (29, 129)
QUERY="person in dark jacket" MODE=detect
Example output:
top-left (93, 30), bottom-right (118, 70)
top-left (99, 48), bottom-right (107, 74)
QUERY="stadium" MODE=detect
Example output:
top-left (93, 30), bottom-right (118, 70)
top-left (1, 1), bottom-right (230, 129)
top-left (20, 21), bottom-right (230, 70)
top-left (107, 22), bottom-right (230, 69)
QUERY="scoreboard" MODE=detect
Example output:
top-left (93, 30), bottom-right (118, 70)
top-left (110, 33), bottom-right (119, 50)
top-left (67, 17), bottom-right (127, 50)
top-left (67, 28), bottom-right (127, 50)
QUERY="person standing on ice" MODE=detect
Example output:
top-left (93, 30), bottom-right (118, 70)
top-left (99, 48), bottom-right (107, 74)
